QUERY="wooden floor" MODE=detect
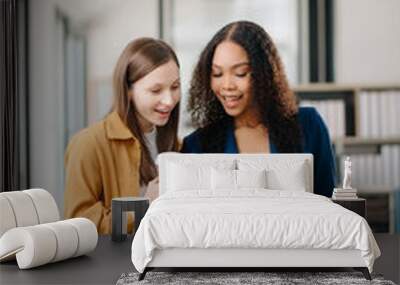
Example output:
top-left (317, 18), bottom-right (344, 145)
top-left (373, 233), bottom-right (400, 284)
top-left (0, 234), bottom-right (398, 284)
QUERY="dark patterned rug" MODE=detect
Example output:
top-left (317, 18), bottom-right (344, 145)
top-left (116, 271), bottom-right (396, 285)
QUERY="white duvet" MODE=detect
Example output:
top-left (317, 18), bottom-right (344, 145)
top-left (131, 190), bottom-right (380, 273)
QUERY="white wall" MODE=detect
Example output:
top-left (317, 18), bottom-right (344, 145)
top-left (335, 0), bottom-right (400, 84)
top-left (29, 0), bottom-right (158, 215)
top-left (86, 0), bottom-right (158, 123)
top-left (29, 0), bottom-right (65, 211)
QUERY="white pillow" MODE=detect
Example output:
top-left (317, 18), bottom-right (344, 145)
top-left (166, 158), bottom-right (236, 170)
top-left (211, 168), bottom-right (236, 190)
top-left (166, 162), bottom-right (211, 191)
top-left (211, 169), bottom-right (268, 190)
top-left (238, 158), bottom-right (308, 191)
top-left (166, 159), bottom-right (236, 192)
top-left (236, 169), bottom-right (267, 189)
top-left (267, 168), bottom-right (306, 191)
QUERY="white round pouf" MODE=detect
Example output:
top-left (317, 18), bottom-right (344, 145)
top-left (65, 218), bottom-right (98, 257)
top-left (0, 226), bottom-right (57, 269)
top-left (23, 188), bottom-right (60, 223)
top-left (0, 196), bottom-right (17, 237)
top-left (42, 221), bottom-right (79, 262)
top-left (0, 191), bottom-right (39, 227)
top-left (0, 219), bottom-right (98, 269)
top-left (0, 190), bottom-right (98, 269)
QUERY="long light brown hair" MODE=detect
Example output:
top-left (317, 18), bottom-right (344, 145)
top-left (112, 38), bottom-right (180, 185)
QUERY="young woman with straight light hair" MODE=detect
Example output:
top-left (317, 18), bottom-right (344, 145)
top-left (65, 38), bottom-right (181, 234)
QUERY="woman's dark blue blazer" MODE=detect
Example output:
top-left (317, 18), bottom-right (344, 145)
top-left (181, 107), bottom-right (336, 197)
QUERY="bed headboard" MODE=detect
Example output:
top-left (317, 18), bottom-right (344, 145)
top-left (158, 153), bottom-right (313, 195)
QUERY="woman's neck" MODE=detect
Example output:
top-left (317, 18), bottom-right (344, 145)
top-left (234, 107), bottom-right (262, 129)
top-left (136, 113), bottom-right (155, 133)
top-left (143, 126), bottom-right (155, 134)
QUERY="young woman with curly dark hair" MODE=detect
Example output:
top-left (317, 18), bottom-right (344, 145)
top-left (181, 21), bottom-right (336, 197)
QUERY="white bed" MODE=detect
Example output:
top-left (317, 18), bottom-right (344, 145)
top-left (131, 153), bottom-right (380, 280)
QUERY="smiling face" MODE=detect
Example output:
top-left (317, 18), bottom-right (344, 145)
top-left (211, 41), bottom-right (255, 120)
top-left (130, 60), bottom-right (180, 132)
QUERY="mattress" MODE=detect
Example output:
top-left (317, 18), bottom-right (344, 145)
top-left (131, 190), bottom-right (380, 273)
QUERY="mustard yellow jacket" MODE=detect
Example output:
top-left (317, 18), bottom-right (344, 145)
top-left (64, 111), bottom-right (141, 234)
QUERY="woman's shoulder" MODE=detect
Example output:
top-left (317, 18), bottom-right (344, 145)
top-left (183, 127), bottom-right (203, 143)
top-left (181, 119), bottom-right (230, 153)
top-left (180, 127), bottom-right (204, 153)
top-left (66, 120), bottom-right (107, 155)
top-left (184, 120), bottom-right (225, 140)
top-left (297, 106), bottom-right (332, 151)
top-left (298, 106), bottom-right (319, 120)
top-left (297, 106), bottom-right (326, 129)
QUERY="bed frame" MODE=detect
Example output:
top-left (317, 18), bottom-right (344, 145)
top-left (138, 248), bottom-right (371, 280)
top-left (138, 154), bottom-right (372, 281)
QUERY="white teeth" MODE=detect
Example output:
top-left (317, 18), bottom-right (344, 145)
top-left (156, 109), bottom-right (169, 114)
top-left (223, 95), bottom-right (242, 101)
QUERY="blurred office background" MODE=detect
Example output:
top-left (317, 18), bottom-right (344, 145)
top-left (1, 0), bottom-right (399, 232)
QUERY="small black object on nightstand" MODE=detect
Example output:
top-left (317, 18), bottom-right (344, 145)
top-left (112, 197), bottom-right (149, 242)
top-left (331, 198), bottom-right (366, 218)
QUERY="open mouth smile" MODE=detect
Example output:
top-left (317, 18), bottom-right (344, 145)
top-left (221, 94), bottom-right (243, 108)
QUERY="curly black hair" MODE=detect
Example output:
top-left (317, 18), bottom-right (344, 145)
top-left (188, 21), bottom-right (303, 153)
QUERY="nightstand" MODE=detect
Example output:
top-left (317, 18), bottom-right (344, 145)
top-left (331, 198), bottom-right (366, 218)
top-left (111, 197), bottom-right (149, 242)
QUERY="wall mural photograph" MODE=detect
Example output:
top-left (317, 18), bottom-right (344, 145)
top-left (1, 0), bottom-right (399, 284)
